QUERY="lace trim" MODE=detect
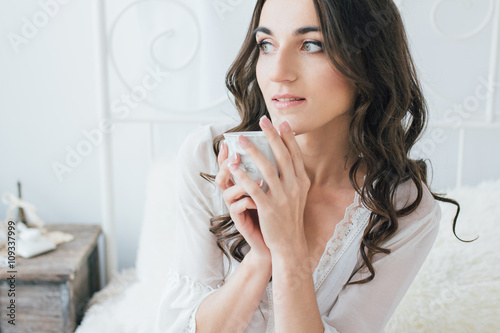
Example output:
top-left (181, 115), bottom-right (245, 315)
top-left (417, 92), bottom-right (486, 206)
top-left (313, 191), bottom-right (371, 291)
top-left (265, 282), bottom-right (274, 333)
top-left (184, 308), bottom-right (197, 333)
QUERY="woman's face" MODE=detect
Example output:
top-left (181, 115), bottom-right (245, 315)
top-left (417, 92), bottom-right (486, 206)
top-left (255, 0), bottom-right (357, 135)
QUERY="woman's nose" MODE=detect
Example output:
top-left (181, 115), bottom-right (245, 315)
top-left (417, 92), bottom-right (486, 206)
top-left (268, 48), bottom-right (298, 83)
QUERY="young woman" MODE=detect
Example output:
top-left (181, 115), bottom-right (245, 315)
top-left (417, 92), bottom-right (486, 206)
top-left (155, 0), bottom-right (462, 332)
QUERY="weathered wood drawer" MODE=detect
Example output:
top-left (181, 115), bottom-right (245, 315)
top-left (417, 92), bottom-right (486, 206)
top-left (0, 224), bottom-right (101, 333)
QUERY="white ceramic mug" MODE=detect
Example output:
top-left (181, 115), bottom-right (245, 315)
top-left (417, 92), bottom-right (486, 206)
top-left (223, 131), bottom-right (279, 194)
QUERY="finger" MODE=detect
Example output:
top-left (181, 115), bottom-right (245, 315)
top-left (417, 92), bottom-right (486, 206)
top-left (223, 179), bottom-right (264, 207)
top-left (258, 115), bottom-right (296, 182)
top-left (228, 196), bottom-right (258, 217)
top-left (229, 161), bottom-right (266, 205)
top-left (215, 152), bottom-right (240, 191)
top-left (235, 134), bottom-right (282, 194)
top-left (217, 140), bottom-right (228, 167)
top-left (229, 197), bottom-right (258, 234)
top-left (277, 120), bottom-right (309, 182)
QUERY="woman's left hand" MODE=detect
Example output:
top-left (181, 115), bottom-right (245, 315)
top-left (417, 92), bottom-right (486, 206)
top-left (228, 115), bottom-right (311, 255)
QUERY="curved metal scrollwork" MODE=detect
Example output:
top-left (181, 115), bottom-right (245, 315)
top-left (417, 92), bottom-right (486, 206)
top-left (108, 0), bottom-right (228, 113)
top-left (431, 0), bottom-right (494, 40)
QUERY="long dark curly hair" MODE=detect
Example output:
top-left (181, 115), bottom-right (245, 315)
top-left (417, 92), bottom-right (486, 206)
top-left (200, 0), bottom-right (468, 286)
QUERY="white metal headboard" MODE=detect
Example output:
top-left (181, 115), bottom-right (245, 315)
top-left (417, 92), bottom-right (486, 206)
top-left (93, 0), bottom-right (500, 282)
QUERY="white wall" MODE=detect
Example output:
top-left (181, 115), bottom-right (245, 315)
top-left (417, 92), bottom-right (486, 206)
top-left (400, 0), bottom-right (500, 189)
top-left (1, 0), bottom-right (499, 272)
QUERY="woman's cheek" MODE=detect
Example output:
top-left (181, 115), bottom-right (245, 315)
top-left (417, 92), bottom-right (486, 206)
top-left (256, 62), bottom-right (269, 97)
top-left (256, 60), bottom-right (265, 80)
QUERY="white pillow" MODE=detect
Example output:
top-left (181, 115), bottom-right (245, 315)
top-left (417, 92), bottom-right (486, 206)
top-left (135, 155), bottom-right (178, 284)
top-left (77, 157), bottom-right (179, 333)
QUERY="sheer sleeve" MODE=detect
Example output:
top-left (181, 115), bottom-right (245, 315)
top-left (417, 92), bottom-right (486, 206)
top-left (154, 125), bottom-right (226, 333)
top-left (322, 183), bottom-right (441, 333)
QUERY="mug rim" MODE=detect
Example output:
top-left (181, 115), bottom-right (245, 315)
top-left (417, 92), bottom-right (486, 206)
top-left (223, 131), bottom-right (266, 137)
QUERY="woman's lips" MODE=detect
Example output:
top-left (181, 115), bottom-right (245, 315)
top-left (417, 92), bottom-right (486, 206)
top-left (272, 99), bottom-right (306, 109)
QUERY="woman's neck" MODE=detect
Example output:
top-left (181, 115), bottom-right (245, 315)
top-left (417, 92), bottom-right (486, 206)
top-left (295, 115), bottom-right (361, 191)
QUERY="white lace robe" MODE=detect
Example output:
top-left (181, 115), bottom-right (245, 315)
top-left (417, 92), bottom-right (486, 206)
top-left (154, 121), bottom-right (441, 333)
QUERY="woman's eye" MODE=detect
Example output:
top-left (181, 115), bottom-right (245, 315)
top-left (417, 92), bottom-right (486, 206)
top-left (257, 41), bottom-right (275, 54)
top-left (256, 40), bottom-right (323, 54)
top-left (303, 41), bottom-right (323, 52)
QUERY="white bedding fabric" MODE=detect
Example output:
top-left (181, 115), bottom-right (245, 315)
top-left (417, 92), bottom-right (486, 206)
top-left (75, 154), bottom-right (500, 333)
top-left (75, 155), bottom-right (178, 333)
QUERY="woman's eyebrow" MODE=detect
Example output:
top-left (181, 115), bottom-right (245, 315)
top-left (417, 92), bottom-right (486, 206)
top-left (253, 26), bottom-right (320, 37)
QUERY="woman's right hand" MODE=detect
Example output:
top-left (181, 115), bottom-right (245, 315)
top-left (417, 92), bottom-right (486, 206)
top-left (215, 140), bottom-right (271, 263)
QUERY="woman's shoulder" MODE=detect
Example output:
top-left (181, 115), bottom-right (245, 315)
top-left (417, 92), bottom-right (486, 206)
top-left (175, 120), bottom-right (239, 216)
top-left (371, 179), bottom-right (441, 251)
top-left (392, 178), bottom-right (441, 228)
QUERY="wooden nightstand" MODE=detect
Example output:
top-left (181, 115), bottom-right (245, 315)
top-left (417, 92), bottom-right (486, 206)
top-left (0, 224), bottom-right (102, 333)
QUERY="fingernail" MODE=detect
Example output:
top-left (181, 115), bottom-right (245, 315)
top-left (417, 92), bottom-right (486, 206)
top-left (255, 179), bottom-right (264, 187)
top-left (228, 163), bottom-right (239, 172)
top-left (232, 152), bottom-right (238, 162)
top-left (259, 115), bottom-right (273, 129)
top-left (279, 120), bottom-right (291, 132)
top-left (239, 135), bottom-right (250, 147)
